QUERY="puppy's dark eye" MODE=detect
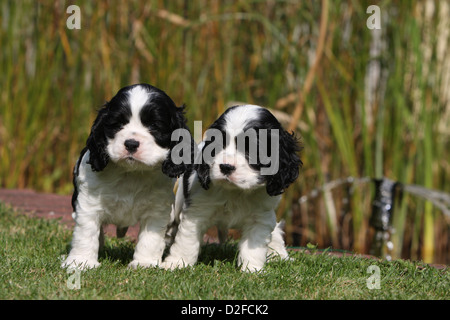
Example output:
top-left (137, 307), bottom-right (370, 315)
top-left (235, 132), bottom-right (252, 155)
top-left (103, 113), bottom-right (129, 138)
top-left (210, 136), bottom-right (220, 158)
top-left (140, 106), bottom-right (170, 132)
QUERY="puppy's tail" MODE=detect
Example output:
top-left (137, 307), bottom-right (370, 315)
top-left (165, 204), bottom-right (180, 247)
top-left (165, 176), bottom-right (185, 247)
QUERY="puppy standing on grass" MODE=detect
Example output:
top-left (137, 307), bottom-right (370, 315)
top-left (62, 84), bottom-right (192, 270)
top-left (163, 105), bottom-right (302, 272)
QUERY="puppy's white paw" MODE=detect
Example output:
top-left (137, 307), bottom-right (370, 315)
top-left (128, 259), bottom-right (159, 269)
top-left (240, 264), bottom-right (264, 273)
top-left (62, 256), bottom-right (100, 270)
top-left (160, 257), bottom-right (191, 270)
top-left (266, 251), bottom-right (292, 262)
top-left (238, 257), bottom-right (264, 273)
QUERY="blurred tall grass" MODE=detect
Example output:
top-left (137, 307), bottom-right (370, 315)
top-left (0, 0), bottom-right (448, 263)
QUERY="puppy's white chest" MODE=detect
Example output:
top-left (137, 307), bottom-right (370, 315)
top-left (76, 157), bottom-right (173, 227)
top-left (101, 190), bottom-right (149, 226)
top-left (212, 198), bottom-right (249, 229)
top-left (101, 175), bottom-right (172, 226)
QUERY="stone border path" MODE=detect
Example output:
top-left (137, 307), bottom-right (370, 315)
top-left (0, 188), bottom-right (140, 239)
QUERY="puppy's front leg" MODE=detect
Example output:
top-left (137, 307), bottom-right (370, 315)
top-left (238, 211), bottom-right (276, 272)
top-left (267, 221), bottom-right (290, 260)
top-left (162, 213), bottom-right (207, 270)
top-left (129, 214), bottom-right (168, 269)
top-left (62, 212), bottom-right (102, 270)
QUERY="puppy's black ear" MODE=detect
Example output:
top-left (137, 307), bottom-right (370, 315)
top-left (162, 104), bottom-right (195, 178)
top-left (86, 105), bottom-right (110, 172)
top-left (265, 129), bottom-right (302, 196)
top-left (196, 162), bottom-right (211, 190)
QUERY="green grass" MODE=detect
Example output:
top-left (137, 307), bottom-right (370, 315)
top-left (0, 204), bottom-right (448, 300)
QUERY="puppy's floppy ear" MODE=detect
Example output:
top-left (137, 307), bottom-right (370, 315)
top-left (265, 129), bottom-right (302, 196)
top-left (162, 104), bottom-right (195, 178)
top-left (86, 105), bottom-right (110, 172)
top-left (195, 162), bottom-right (211, 190)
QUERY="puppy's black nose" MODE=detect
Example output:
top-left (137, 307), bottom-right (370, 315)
top-left (124, 139), bottom-right (140, 153)
top-left (219, 164), bottom-right (236, 176)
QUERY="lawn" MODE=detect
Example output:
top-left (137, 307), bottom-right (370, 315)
top-left (0, 203), bottom-right (448, 300)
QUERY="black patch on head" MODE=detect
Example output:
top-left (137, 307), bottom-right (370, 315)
top-left (255, 108), bottom-right (302, 196)
top-left (139, 85), bottom-right (178, 149)
top-left (241, 108), bottom-right (282, 172)
top-left (194, 107), bottom-right (237, 190)
top-left (136, 84), bottom-right (194, 179)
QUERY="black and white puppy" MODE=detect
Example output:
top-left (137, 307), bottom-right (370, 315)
top-left (163, 105), bottom-right (302, 272)
top-left (62, 83), bottom-right (191, 269)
